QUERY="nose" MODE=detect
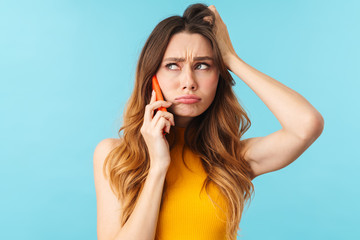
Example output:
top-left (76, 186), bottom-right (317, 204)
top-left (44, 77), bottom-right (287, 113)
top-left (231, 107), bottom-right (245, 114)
top-left (180, 65), bottom-right (197, 91)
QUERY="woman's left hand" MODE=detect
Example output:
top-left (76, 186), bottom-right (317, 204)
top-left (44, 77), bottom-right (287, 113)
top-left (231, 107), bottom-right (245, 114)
top-left (206, 5), bottom-right (238, 67)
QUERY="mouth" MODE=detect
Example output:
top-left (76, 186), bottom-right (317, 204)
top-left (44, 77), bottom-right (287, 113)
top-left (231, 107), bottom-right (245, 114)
top-left (175, 98), bottom-right (201, 104)
top-left (174, 95), bottom-right (201, 104)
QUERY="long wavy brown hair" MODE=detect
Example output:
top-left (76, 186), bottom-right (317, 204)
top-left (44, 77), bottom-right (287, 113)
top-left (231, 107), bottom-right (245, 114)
top-left (103, 3), bottom-right (255, 240)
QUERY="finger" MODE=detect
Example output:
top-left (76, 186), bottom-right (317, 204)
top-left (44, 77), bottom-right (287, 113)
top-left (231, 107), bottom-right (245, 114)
top-left (209, 5), bottom-right (219, 15)
top-left (163, 112), bottom-right (175, 127)
top-left (151, 109), bottom-right (172, 128)
top-left (164, 119), bottom-right (171, 134)
top-left (156, 117), bottom-right (171, 134)
top-left (208, 5), bottom-right (223, 22)
top-left (164, 111), bottom-right (175, 126)
top-left (150, 89), bottom-right (156, 104)
top-left (203, 16), bottom-right (213, 25)
top-left (150, 100), bottom-right (172, 112)
top-left (144, 100), bottom-right (172, 126)
top-left (144, 90), bottom-right (157, 123)
top-left (208, 5), bottom-right (219, 19)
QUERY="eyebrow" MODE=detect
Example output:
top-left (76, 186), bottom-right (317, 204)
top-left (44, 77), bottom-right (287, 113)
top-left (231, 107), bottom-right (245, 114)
top-left (163, 56), bottom-right (214, 62)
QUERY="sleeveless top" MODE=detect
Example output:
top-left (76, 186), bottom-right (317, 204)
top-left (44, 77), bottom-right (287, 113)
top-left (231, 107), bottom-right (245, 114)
top-left (155, 126), bottom-right (229, 240)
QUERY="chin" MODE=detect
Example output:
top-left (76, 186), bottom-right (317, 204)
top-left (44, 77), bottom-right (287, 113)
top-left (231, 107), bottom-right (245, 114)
top-left (175, 109), bottom-right (205, 118)
top-left (170, 104), bottom-right (208, 117)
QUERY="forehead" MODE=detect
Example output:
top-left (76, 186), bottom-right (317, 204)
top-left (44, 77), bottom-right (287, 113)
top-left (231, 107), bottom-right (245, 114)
top-left (163, 32), bottom-right (213, 59)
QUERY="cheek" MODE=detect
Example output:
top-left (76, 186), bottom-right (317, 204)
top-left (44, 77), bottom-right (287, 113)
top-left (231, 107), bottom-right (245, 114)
top-left (158, 78), bottom-right (176, 92)
top-left (202, 75), bottom-right (219, 94)
top-left (156, 77), bottom-right (175, 100)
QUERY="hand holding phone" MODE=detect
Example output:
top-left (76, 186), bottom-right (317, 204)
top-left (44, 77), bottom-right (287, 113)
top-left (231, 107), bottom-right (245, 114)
top-left (152, 75), bottom-right (168, 135)
top-left (140, 75), bottom-right (173, 165)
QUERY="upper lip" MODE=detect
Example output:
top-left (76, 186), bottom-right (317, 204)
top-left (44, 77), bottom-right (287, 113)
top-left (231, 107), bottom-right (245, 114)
top-left (175, 94), bottom-right (201, 100)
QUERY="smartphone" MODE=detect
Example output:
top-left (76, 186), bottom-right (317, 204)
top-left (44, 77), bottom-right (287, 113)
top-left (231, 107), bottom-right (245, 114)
top-left (152, 75), bottom-right (168, 135)
top-left (152, 75), bottom-right (167, 112)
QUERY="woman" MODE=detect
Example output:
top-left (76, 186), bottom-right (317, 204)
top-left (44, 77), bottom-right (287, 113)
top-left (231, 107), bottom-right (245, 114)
top-left (93, 4), bottom-right (324, 240)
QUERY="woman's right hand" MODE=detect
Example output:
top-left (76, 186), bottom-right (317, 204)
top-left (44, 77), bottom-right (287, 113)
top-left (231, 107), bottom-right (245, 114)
top-left (140, 90), bottom-right (175, 171)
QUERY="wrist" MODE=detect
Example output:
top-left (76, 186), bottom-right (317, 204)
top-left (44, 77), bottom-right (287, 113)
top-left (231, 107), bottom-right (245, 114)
top-left (224, 53), bottom-right (243, 72)
top-left (149, 164), bottom-right (169, 176)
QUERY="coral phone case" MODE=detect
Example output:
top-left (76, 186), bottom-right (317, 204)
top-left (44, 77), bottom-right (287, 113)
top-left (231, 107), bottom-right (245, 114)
top-left (152, 75), bottom-right (167, 112)
top-left (152, 75), bottom-right (168, 135)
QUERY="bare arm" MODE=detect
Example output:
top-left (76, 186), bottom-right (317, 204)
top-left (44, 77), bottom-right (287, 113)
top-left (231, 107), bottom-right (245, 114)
top-left (113, 166), bottom-right (167, 240)
top-left (228, 55), bottom-right (324, 178)
top-left (94, 138), bottom-right (169, 240)
top-left (207, 5), bottom-right (324, 178)
top-left (95, 73), bottom-right (174, 239)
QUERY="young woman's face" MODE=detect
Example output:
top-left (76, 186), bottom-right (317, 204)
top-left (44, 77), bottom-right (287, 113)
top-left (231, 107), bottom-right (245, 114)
top-left (156, 32), bottom-right (219, 128)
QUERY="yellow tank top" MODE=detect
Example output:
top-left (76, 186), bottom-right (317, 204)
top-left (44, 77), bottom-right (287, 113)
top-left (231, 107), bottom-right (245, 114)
top-left (155, 126), bottom-right (229, 240)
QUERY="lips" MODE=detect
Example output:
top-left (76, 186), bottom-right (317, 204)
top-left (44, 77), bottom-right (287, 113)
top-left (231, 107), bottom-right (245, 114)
top-left (175, 95), bottom-right (201, 104)
top-left (175, 95), bottom-right (201, 100)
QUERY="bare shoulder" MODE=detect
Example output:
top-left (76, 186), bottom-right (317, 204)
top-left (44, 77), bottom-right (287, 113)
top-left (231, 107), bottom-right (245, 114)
top-left (93, 138), bottom-right (123, 240)
top-left (94, 138), bottom-right (122, 161)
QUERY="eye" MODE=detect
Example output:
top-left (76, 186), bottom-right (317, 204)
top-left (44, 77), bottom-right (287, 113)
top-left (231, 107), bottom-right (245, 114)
top-left (165, 63), bottom-right (179, 70)
top-left (195, 63), bottom-right (210, 70)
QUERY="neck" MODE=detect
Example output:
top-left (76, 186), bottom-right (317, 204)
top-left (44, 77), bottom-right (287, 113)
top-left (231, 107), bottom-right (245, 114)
top-left (173, 115), bottom-right (193, 128)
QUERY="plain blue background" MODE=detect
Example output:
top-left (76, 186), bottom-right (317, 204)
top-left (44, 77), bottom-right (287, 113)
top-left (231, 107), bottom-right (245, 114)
top-left (1, 0), bottom-right (359, 239)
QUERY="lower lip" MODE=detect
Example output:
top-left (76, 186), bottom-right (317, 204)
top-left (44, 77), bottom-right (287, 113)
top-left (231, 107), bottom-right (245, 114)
top-left (176, 99), bottom-right (201, 104)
